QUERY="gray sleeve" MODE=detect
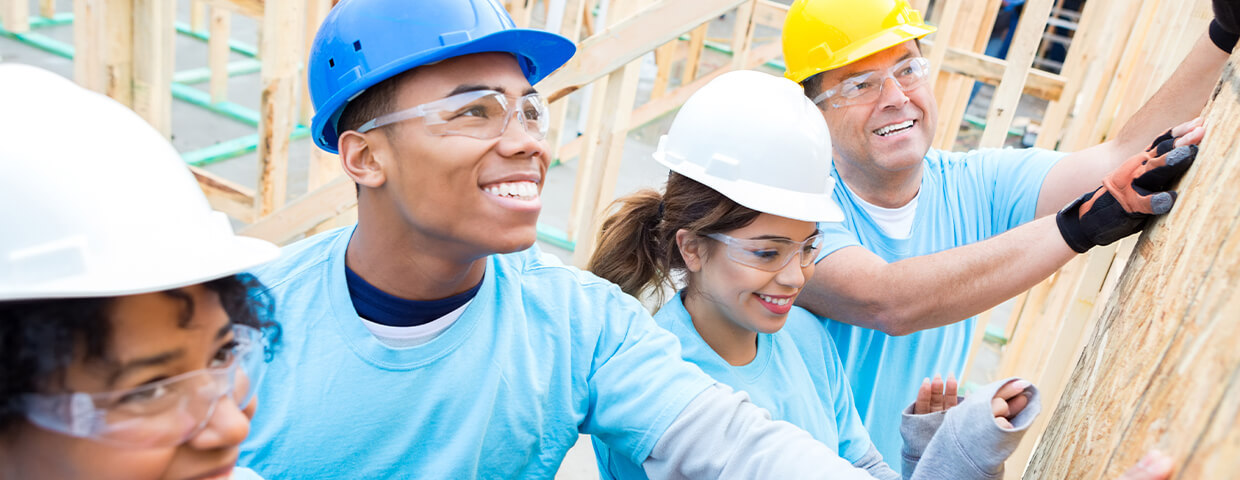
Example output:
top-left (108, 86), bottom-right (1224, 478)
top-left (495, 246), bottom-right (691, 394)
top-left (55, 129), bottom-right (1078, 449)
top-left (850, 444), bottom-right (900, 480)
top-left (907, 378), bottom-right (1042, 480)
top-left (641, 383), bottom-right (879, 480)
top-left (899, 400), bottom-right (951, 477)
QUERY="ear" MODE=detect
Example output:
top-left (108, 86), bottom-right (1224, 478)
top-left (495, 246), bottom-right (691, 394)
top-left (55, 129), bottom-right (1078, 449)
top-left (339, 130), bottom-right (387, 189)
top-left (675, 229), bottom-right (705, 273)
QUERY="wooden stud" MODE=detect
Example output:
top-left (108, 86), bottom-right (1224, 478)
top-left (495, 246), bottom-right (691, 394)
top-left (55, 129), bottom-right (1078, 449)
top-left (255, 0), bottom-right (302, 217)
top-left (208, 7), bottom-right (231, 104)
top-left (544, 0), bottom-right (585, 162)
top-left (978, 0), bottom-right (1055, 148)
top-left (190, 0), bottom-right (207, 31)
top-left (930, 0), bottom-right (1000, 149)
top-left (2, 0), bottom-right (29, 33)
top-left (191, 166), bottom-right (256, 224)
top-left (132, 0), bottom-right (176, 137)
top-left (39, 0), bottom-right (55, 18)
top-left (923, 0), bottom-right (960, 90)
top-left (681, 23), bottom-right (709, 85)
top-left (729, 0), bottom-right (757, 68)
top-left (649, 41), bottom-right (678, 100)
top-left (200, 0), bottom-right (261, 18)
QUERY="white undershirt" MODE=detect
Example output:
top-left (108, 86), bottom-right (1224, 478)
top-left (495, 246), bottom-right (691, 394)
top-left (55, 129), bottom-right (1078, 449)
top-left (359, 301), bottom-right (472, 348)
top-left (852, 190), bottom-right (920, 240)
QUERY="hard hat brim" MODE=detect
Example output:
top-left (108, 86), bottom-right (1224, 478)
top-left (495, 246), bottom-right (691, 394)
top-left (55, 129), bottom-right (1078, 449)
top-left (311, 28), bottom-right (577, 153)
top-left (655, 151), bottom-right (845, 224)
top-left (786, 23), bottom-right (937, 83)
top-left (0, 234), bottom-right (280, 301)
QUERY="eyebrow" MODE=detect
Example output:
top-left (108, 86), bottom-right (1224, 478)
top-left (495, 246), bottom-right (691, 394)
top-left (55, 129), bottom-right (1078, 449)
top-left (747, 231), bottom-right (819, 242)
top-left (447, 84), bottom-right (538, 97)
top-left (845, 52), bottom-right (917, 77)
top-left (104, 323), bottom-right (233, 387)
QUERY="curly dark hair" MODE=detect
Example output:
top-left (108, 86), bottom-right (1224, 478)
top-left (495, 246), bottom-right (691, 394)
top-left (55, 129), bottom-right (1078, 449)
top-left (0, 274), bottom-right (278, 434)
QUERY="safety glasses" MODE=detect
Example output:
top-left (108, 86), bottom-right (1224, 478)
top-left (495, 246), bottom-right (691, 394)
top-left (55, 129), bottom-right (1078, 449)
top-left (704, 231), bottom-right (825, 272)
top-left (21, 324), bottom-right (267, 448)
top-left (357, 89), bottom-right (550, 140)
top-left (812, 57), bottom-right (931, 108)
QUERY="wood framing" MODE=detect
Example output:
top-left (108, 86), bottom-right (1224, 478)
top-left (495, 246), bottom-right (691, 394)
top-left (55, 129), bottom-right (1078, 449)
top-left (2, 0), bottom-right (29, 33)
top-left (1025, 47), bottom-right (1240, 478)
top-left (254, 0), bottom-right (303, 217)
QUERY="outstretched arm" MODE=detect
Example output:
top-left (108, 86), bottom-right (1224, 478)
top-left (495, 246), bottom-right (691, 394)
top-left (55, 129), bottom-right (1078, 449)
top-left (796, 214), bottom-right (1075, 336)
top-left (1035, 29), bottom-right (1229, 218)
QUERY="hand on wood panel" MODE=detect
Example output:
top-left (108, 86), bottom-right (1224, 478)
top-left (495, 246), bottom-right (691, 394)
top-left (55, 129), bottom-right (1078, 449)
top-left (913, 373), bottom-right (958, 414)
top-left (990, 379), bottom-right (1033, 429)
top-left (1117, 450), bottom-right (1173, 480)
top-left (1169, 117), bottom-right (1205, 148)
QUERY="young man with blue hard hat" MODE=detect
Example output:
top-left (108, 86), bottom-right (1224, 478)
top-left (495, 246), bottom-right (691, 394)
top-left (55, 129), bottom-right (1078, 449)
top-left (781, 0), bottom-right (1239, 472)
top-left (233, 0), bottom-right (998, 477)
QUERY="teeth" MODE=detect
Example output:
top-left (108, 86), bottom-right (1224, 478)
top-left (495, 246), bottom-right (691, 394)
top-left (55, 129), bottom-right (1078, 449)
top-left (758, 294), bottom-right (791, 306)
top-left (484, 181), bottom-right (539, 200)
top-left (874, 120), bottom-right (914, 136)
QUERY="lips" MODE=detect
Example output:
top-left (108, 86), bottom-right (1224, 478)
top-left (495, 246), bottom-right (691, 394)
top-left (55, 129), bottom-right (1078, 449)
top-left (755, 293), bottom-right (795, 315)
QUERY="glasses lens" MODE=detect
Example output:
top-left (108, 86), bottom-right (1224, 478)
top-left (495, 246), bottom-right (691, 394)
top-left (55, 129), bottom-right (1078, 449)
top-left (428, 93), bottom-right (509, 139)
top-left (893, 57), bottom-right (930, 91)
top-left (518, 94), bottom-right (550, 140)
top-left (799, 234), bottom-right (824, 267)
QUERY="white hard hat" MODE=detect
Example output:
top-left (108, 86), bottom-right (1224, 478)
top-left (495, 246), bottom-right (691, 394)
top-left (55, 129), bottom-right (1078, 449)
top-left (653, 70), bottom-right (843, 223)
top-left (0, 64), bottom-right (279, 301)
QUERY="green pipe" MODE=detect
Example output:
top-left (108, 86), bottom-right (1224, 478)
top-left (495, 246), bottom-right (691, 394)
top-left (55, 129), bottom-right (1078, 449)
top-left (182, 125), bottom-right (311, 167)
top-left (0, 28), bottom-right (74, 58)
top-left (983, 324), bottom-right (1008, 346)
top-left (173, 59), bottom-right (263, 84)
top-left (962, 114), bottom-right (1026, 137)
top-left (170, 82), bottom-right (261, 126)
top-left (28, 13), bottom-right (75, 28)
top-left (536, 223), bottom-right (576, 252)
top-left (174, 22), bottom-right (259, 58)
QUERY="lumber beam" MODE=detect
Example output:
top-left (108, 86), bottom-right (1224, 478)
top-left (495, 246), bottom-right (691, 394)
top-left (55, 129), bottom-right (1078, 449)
top-left (131, 0), bottom-right (176, 137)
top-left (540, 0), bottom-right (748, 101)
top-left (979, 0), bottom-right (1055, 147)
top-left (2, 0), bottom-right (29, 33)
top-left (240, 176), bottom-right (357, 245)
top-left (254, 0), bottom-right (301, 217)
top-left (1024, 48), bottom-right (1240, 479)
top-left (191, 166), bottom-right (256, 224)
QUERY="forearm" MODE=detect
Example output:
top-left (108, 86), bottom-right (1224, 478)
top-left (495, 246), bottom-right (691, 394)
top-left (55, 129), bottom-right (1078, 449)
top-left (1111, 33), bottom-right (1227, 152)
top-left (798, 216), bottom-right (1075, 335)
top-left (643, 384), bottom-right (876, 480)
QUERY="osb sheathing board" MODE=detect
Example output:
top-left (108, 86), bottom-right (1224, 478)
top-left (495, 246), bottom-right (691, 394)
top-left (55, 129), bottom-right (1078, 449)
top-left (1024, 48), bottom-right (1240, 479)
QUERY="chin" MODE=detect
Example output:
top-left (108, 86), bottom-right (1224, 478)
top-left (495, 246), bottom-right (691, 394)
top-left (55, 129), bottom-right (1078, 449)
top-left (486, 228), bottom-right (539, 255)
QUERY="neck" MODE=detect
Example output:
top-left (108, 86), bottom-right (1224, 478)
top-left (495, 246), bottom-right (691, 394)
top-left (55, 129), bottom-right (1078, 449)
top-left (347, 203), bottom-right (487, 301)
top-left (681, 290), bottom-right (758, 366)
top-left (834, 154), bottom-right (923, 208)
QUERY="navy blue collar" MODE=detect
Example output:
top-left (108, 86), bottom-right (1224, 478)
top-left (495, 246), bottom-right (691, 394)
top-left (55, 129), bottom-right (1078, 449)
top-left (345, 265), bottom-right (482, 327)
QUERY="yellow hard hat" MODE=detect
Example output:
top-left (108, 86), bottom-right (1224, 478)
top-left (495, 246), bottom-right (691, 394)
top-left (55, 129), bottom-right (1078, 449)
top-left (782, 0), bottom-right (937, 83)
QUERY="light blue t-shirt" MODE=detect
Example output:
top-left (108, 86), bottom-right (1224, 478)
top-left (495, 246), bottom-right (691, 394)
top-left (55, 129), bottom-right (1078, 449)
top-left (593, 293), bottom-right (876, 479)
top-left (238, 226), bottom-right (715, 479)
top-left (814, 147), bottom-right (1062, 473)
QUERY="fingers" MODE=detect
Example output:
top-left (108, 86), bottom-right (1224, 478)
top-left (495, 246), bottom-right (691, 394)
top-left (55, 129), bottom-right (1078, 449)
top-left (1170, 116), bottom-right (1203, 138)
top-left (915, 378), bottom-right (932, 414)
top-left (994, 416), bottom-right (1014, 429)
top-left (1134, 145), bottom-right (1197, 192)
top-left (1118, 450), bottom-right (1173, 480)
top-left (991, 396), bottom-right (1010, 418)
top-left (929, 374), bottom-right (945, 412)
top-left (1174, 125), bottom-right (1205, 147)
top-left (1006, 391), bottom-right (1029, 417)
top-left (944, 374), bottom-right (959, 409)
top-left (994, 379), bottom-right (1031, 401)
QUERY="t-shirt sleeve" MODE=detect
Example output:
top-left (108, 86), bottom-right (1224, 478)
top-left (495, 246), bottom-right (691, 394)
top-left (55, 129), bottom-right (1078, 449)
top-left (816, 219), bottom-right (863, 263)
top-left (580, 287), bottom-right (717, 465)
top-left (976, 147), bottom-right (1064, 232)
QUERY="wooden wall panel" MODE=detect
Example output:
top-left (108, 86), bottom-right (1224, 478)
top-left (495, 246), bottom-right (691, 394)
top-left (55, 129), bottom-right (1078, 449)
top-left (1024, 51), bottom-right (1240, 479)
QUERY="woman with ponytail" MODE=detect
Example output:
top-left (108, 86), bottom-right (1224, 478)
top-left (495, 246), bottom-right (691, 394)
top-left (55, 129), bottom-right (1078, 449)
top-left (587, 71), bottom-right (1043, 480)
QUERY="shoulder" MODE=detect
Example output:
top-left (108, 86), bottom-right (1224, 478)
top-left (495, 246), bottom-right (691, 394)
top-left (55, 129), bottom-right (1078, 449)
top-left (247, 226), bottom-right (348, 293)
top-left (493, 245), bottom-right (646, 313)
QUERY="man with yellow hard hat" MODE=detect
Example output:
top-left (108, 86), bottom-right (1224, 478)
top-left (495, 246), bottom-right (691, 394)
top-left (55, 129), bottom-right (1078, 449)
top-left (783, 0), bottom-right (1239, 471)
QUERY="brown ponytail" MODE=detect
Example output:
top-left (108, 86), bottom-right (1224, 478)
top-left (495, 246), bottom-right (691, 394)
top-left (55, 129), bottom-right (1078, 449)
top-left (588, 172), bottom-right (761, 307)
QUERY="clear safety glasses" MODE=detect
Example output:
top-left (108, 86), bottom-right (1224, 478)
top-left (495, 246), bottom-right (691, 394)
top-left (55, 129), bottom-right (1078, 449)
top-left (21, 324), bottom-right (267, 448)
top-left (812, 57), bottom-right (932, 109)
top-left (357, 89), bottom-right (550, 140)
top-left (705, 231), bottom-right (825, 272)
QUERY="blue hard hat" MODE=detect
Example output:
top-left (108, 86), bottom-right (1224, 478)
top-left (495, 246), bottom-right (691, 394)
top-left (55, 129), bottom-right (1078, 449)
top-left (308, 0), bottom-right (577, 153)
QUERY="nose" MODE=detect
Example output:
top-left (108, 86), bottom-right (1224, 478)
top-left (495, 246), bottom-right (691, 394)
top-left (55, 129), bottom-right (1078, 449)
top-left (495, 108), bottom-right (545, 160)
top-left (185, 375), bottom-right (256, 450)
top-left (774, 253), bottom-right (808, 289)
top-left (875, 76), bottom-right (910, 109)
